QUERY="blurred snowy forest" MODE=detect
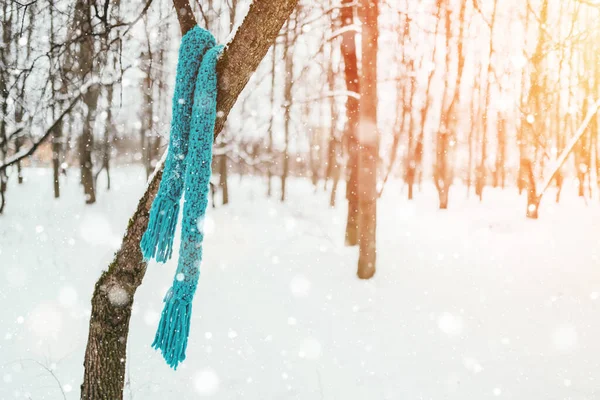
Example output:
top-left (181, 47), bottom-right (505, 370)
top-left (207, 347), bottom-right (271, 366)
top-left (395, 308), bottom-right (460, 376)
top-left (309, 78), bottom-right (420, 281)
top-left (3, 1), bottom-right (600, 399)
top-left (3, 0), bottom-right (600, 216)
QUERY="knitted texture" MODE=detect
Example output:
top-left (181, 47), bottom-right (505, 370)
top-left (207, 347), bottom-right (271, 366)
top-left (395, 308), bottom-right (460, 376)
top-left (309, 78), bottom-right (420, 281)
top-left (140, 26), bottom-right (223, 370)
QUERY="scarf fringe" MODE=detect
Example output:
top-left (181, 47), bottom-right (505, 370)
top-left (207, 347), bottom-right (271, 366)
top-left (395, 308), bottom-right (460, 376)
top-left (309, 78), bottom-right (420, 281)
top-left (141, 195), bottom-right (179, 263)
top-left (152, 288), bottom-right (192, 370)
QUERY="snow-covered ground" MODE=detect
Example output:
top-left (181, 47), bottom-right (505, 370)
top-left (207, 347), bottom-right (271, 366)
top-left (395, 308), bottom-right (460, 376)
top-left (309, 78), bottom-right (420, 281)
top-left (1, 167), bottom-right (600, 399)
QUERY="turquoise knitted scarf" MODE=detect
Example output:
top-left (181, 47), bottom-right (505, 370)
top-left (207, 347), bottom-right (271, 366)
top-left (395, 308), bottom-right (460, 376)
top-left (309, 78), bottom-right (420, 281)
top-left (140, 26), bottom-right (222, 369)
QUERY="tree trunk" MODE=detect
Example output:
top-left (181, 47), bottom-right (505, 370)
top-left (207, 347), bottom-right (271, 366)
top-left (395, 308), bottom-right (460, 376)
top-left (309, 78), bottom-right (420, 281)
top-left (330, 168), bottom-right (339, 207)
top-left (281, 16), bottom-right (294, 202)
top-left (325, 40), bottom-right (340, 201)
top-left (412, 2), bottom-right (441, 202)
top-left (75, 0), bottom-right (98, 205)
top-left (267, 40), bottom-right (277, 198)
top-left (219, 154), bottom-right (228, 204)
top-left (81, 1), bottom-right (299, 398)
top-left (523, 159), bottom-right (539, 218)
top-left (340, 0), bottom-right (360, 246)
top-left (52, 119), bottom-right (62, 198)
top-left (357, 0), bottom-right (378, 280)
top-left (81, 95), bottom-right (97, 204)
top-left (522, 0), bottom-right (548, 218)
top-left (102, 85), bottom-right (114, 191)
top-left (0, 1), bottom-right (10, 213)
top-left (141, 46), bottom-right (155, 178)
top-left (495, 116), bottom-right (506, 189)
top-left (476, 0), bottom-right (497, 201)
top-left (15, 137), bottom-right (23, 184)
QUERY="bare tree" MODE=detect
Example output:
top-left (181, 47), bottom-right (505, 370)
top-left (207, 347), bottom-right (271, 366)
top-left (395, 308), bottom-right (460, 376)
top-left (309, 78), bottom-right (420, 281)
top-left (73, 0), bottom-right (100, 204)
top-left (435, 0), bottom-right (467, 209)
top-left (339, 0), bottom-right (360, 245)
top-left (267, 41), bottom-right (277, 197)
top-left (281, 15), bottom-right (296, 202)
top-left (356, 0), bottom-right (378, 279)
top-left (80, 1), bottom-right (299, 398)
top-left (520, 0), bottom-right (549, 218)
top-left (0, 0), bottom-right (13, 213)
top-left (325, 40), bottom-right (341, 207)
top-left (474, 0), bottom-right (498, 201)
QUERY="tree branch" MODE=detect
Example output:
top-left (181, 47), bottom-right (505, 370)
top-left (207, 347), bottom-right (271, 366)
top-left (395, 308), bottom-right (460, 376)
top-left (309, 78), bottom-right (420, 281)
top-left (0, 97), bottom-right (79, 172)
top-left (538, 99), bottom-right (600, 198)
top-left (173, 0), bottom-right (197, 35)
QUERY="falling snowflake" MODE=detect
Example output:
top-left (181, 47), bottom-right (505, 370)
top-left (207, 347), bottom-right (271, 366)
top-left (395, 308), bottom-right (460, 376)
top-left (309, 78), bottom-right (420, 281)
top-left (194, 368), bottom-right (220, 396)
top-left (58, 286), bottom-right (78, 308)
top-left (290, 275), bottom-right (311, 297)
top-left (553, 325), bottom-right (578, 352)
top-left (298, 337), bottom-right (321, 360)
top-left (437, 312), bottom-right (464, 336)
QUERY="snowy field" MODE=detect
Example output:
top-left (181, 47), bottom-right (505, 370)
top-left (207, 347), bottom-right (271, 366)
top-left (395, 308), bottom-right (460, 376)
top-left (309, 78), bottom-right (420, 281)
top-left (2, 167), bottom-right (600, 399)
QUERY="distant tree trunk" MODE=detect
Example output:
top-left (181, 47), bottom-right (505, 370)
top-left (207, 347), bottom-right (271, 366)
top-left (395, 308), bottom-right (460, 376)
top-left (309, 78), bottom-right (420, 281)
top-left (330, 166), bottom-right (340, 207)
top-left (14, 137), bottom-right (23, 184)
top-left (522, 0), bottom-right (548, 219)
top-left (475, 0), bottom-right (497, 201)
top-left (435, 0), bottom-right (466, 209)
top-left (0, 0), bottom-right (11, 214)
top-left (75, 0), bottom-right (98, 204)
top-left (327, 45), bottom-right (340, 207)
top-left (434, 1), bottom-right (451, 209)
top-left (495, 116), bottom-right (506, 189)
top-left (380, 10), bottom-right (409, 199)
top-left (522, 158), bottom-right (538, 218)
top-left (267, 41), bottom-right (277, 197)
top-left (14, 86), bottom-right (25, 184)
top-left (281, 17), bottom-right (294, 202)
top-left (575, 97), bottom-right (592, 198)
top-left (356, 0), bottom-right (378, 280)
top-left (340, 0), bottom-right (360, 245)
top-left (467, 69), bottom-right (479, 195)
top-left (52, 123), bottom-right (62, 198)
top-left (102, 85), bottom-right (114, 190)
top-left (309, 103), bottom-right (320, 189)
top-left (51, 103), bottom-right (63, 198)
top-left (219, 154), bottom-right (228, 204)
top-left (140, 38), bottom-right (155, 178)
top-left (475, 129), bottom-right (487, 200)
top-left (50, 0), bottom-right (66, 199)
top-left (403, 33), bottom-right (416, 200)
top-left (412, 3), bottom-right (441, 201)
top-left (80, 91), bottom-right (97, 204)
top-left (81, 1), bottom-right (298, 397)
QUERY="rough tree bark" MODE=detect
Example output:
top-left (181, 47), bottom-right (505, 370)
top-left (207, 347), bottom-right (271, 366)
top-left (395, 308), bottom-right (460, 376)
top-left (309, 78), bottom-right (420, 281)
top-left (340, 0), bottom-right (360, 245)
top-left (356, 0), bottom-right (378, 279)
top-left (80, 1), bottom-right (299, 398)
